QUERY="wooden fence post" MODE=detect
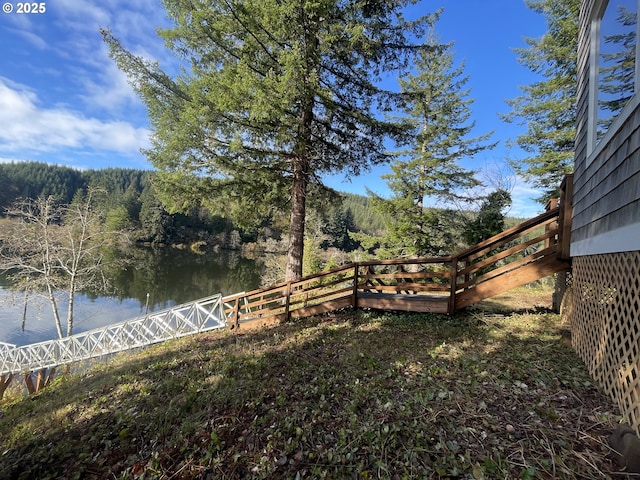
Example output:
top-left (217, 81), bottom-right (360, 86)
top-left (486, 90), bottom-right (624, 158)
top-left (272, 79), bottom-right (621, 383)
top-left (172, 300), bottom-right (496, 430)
top-left (0, 373), bottom-right (14, 400)
top-left (464, 259), bottom-right (471, 292)
top-left (448, 257), bottom-right (458, 314)
top-left (24, 367), bottom-right (56, 395)
top-left (545, 198), bottom-right (559, 251)
top-left (233, 298), bottom-right (241, 329)
top-left (558, 174), bottom-right (574, 260)
top-left (284, 282), bottom-right (292, 321)
top-left (352, 263), bottom-right (359, 309)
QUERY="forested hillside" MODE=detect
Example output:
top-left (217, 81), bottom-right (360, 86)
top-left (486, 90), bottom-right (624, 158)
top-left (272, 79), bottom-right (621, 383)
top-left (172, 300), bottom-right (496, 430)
top-left (0, 162), bottom-right (384, 251)
top-left (0, 161), bottom-right (526, 259)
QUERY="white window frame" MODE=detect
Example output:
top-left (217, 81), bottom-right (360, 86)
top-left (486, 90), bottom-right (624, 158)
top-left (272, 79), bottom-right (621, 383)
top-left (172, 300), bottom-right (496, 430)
top-left (587, 0), bottom-right (640, 162)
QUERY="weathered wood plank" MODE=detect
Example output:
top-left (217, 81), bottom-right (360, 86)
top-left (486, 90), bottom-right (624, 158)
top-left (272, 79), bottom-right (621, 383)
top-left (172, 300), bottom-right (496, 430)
top-left (358, 257), bottom-right (453, 267)
top-left (289, 297), bottom-right (354, 319)
top-left (458, 246), bottom-right (558, 290)
top-left (292, 273), bottom-right (354, 291)
top-left (225, 264), bottom-right (356, 302)
top-left (455, 257), bottom-right (570, 310)
top-left (357, 294), bottom-right (449, 314)
top-left (458, 208), bottom-right (559, 261)
top-left (458, 230), bottom-right (558, 277)
top-left (242, 293), bottom-right (287, 311)
top-left (364, 271), bottom-right (450, 279)
top-left (356, 284), bottom-right (450, 294)
top-left (289, 286), bottom-right (354, 308)
top-left (463, 220), bottom-right (557, 264)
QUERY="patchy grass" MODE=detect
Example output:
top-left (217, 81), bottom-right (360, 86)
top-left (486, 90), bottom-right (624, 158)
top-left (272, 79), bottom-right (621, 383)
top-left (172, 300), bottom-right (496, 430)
top-left (0, 289), bottom-right (624, 479)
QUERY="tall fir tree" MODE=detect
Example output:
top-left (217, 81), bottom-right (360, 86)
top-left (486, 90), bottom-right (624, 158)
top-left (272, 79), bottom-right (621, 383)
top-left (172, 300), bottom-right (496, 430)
top-left (501, 0), bottom-right (579, 202)
top-left (102, 0), bottom-right (435, 280)
top-left (371, 20), bottom-right (494, 257)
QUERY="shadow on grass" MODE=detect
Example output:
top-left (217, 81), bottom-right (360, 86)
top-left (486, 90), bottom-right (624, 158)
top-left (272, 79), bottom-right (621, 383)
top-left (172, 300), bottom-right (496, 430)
top-left (0, 307), bottom-right (621, 480)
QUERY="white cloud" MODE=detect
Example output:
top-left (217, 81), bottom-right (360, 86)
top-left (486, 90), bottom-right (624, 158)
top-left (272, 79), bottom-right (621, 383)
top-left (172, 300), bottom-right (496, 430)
top-left (53, 0), bottom-right (111, 33)
top-left (78, 57), bottom-right (142, 113)
top-left (0, 80), bottom-right (149, 155)
top-left (509, 178), bottom-right (544, 218)
top-left (38, 0), bottom-right (177, 116)
top-left (0, 157), bottom-right (29, 164)
top-left (53, 0), bottom-right (167, 52)
top-left (7, 28), bottom-right (49, 50)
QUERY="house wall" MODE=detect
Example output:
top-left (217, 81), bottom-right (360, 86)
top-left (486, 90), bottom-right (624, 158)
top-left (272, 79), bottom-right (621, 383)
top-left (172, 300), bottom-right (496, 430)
top-left (572, 0), bottom-right (640, 257)
top-left (571, 0), bottom-right (640, 433)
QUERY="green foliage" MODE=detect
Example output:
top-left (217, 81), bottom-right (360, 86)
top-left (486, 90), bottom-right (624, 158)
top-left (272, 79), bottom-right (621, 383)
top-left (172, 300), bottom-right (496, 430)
top-left (376, 204), bottom-right (468, 258)
top-left (138, 188), bottom-right (174, 244)
top-left (84, 168), bottom-right (148, 197)
top-left (105, 206), bottom-right (133, 232)
top-left (0, 161), bottom-right (84, 206)
top-left (373, 20), bottom-right (494, 257)
top-left (102, 0), bottom-right (438, 279)
top-left (318, 204), bottom-right (359, 252)
top-left (464, 189), bottom-right (512, 245)
top-left (348, 229), bottom-right (382, 255)
top-left (302, 239), bottom-right (323, 277)
top-left (340, 193), bottom-right (387, 235)
top-left (502, 0), bottom-right (578, 202)
top-left (0, 168), bottom-right (13, 209)
top-left (0, 162), bottom-right (390, 251)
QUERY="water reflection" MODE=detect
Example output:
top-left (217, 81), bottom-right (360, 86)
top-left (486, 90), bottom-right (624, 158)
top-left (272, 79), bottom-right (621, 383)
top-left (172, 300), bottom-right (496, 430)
top-left (0, 247), bottom-right (264, 346)
top-left (597, 0), bottom-right (638, 142)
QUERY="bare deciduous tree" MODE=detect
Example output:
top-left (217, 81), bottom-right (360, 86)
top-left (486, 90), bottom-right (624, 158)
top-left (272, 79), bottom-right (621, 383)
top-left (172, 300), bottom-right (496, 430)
top-left (0, 191), bottom-right (110, 338)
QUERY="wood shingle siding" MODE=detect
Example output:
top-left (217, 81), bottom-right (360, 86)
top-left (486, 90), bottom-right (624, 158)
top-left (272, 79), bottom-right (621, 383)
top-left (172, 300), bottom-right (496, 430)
top-left (572, 0), bottom-right (640, 256)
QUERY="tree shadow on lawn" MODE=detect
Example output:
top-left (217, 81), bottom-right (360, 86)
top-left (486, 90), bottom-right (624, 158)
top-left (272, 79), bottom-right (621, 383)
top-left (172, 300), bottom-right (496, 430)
top-left (0, 308), bottom-right (623, 479)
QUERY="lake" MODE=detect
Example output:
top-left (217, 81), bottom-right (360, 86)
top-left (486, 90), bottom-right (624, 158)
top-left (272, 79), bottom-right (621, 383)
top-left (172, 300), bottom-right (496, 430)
top-left (0, 247), bottom-right (265, 346)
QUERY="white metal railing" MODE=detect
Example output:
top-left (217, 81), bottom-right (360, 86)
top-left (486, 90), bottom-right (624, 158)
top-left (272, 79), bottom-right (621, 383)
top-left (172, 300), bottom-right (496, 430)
top-left (0, 294), bottom-right (227, 376)
top-left (0, 342), bottom-right (16, 355)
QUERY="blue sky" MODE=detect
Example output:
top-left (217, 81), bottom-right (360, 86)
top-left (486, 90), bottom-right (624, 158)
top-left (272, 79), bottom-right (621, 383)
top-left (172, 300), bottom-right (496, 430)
top-left (0, 1), bottom-right (549, 217)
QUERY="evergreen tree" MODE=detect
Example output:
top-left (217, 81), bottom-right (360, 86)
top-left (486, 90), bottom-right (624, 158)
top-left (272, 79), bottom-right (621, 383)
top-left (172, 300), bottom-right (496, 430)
top-left (139, 188), bottom-right (173, 244)
top-left (464, 189), bottom-right (512, 246)
top-left (0, 162), bottom-right (85, 205)
top-left (321, 205), bottom-right (358, 251)
top-left (501, 0), bottom-right (579, 202)
top-left (0, 168), bottom-right (11, 212)
top-left (102, 0), bottom-right (435, 280)
top-left (340, 193), bottom-right (386, 234)
top-left (372, 21), bottom-right (494, 257)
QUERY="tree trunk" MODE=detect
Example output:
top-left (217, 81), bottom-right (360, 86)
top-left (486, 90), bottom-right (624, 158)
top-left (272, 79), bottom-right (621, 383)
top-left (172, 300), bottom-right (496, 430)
top-left (66, 274), bottom-right (76, 337)
top-left (46, 282), bottom-right (63, 339)
top-left (285, 159), bottom-right (309, 281)
top-left (286, 48), bottom-right (315, 282)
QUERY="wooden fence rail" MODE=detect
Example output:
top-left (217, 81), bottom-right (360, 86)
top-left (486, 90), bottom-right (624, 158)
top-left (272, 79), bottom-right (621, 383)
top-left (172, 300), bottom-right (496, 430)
top-left (453, 206), bottom-right (569, 310)
top-left (223, 176), bottom-right (573, 326)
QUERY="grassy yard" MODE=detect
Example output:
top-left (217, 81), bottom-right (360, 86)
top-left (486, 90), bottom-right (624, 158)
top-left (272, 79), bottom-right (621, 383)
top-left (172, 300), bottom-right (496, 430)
top-left (0, 288), bottom-right (624, 479)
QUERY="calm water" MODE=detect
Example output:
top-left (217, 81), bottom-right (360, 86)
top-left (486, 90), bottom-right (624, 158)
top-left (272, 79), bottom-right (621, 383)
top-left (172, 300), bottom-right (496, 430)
top-left (0, 248), bottom-right (264, 346)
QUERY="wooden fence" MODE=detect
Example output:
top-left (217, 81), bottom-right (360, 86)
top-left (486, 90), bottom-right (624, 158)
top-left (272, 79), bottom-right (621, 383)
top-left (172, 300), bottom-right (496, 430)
top-left (223, 179), bottom-right (573, 328)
